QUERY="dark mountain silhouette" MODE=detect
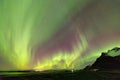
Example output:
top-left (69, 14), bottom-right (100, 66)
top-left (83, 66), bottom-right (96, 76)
top-left (88, 47), bottom-right (120, 70)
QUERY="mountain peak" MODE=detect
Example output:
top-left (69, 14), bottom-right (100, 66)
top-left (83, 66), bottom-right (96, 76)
top-left (107, 47), bottom-right (120, 57)
top-left (86, 47), bottom-right (120, 71)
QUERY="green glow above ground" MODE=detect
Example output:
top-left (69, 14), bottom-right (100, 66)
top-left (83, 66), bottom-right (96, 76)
top-left (0, 0), bottom-right (91, 70)
top-left (0, 0), bottom-right (120, 70)
top-left (34, 35), bottom-right (88, 70)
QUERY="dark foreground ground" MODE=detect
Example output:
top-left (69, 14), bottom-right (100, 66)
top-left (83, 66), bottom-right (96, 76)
top-left (0, 70), bottom-right (120, 80)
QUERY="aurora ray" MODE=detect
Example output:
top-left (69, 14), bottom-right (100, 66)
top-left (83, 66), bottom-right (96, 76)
top-left (0, 0), bottom-right (120, 71)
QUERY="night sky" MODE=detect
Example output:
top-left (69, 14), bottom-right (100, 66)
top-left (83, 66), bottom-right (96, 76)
top-left (0, 0), bottom-right (120, 70)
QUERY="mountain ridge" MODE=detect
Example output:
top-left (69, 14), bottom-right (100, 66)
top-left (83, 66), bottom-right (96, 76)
top-left (85, 47), bottom-right (120, 70)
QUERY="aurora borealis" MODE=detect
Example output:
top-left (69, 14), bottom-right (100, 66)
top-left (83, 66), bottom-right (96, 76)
top-left (0, 0), bottom-right (120, 71)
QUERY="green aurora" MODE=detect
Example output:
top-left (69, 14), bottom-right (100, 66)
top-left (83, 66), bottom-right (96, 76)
top-left (0, 0), bottom-right (120, 70)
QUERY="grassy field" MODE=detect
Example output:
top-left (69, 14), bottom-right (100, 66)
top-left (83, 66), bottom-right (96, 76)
top-left (0, 70), bottom-right (120, 80)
